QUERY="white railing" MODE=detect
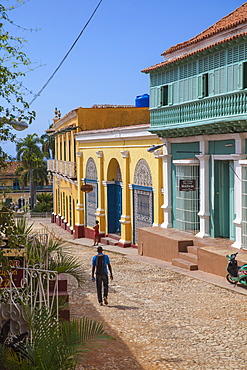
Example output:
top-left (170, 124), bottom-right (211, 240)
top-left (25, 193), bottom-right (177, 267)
top-left (0, 266), bottom-right (58, 338)
top-left (47, 159), bottom-right (76, 178)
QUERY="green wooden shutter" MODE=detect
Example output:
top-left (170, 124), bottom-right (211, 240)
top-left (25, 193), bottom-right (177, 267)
top-left (198, 75), bottom-right (203, 98)
top-left (226, 65), bottom-right (233, 92)
top-left (192, 76), bottom-right (197, 100)
top-left (168, 84), bottom-right (173, 105)
top-left (208, 72), bottom-right (214, 96)
top-left (173, 82), bottom-right (179, 104)
top-left (238, 62), bottom-right (244, 89)
top-left (150, 87), bottom-right (157, 108)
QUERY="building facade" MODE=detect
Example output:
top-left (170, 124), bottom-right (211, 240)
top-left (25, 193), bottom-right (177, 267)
top-left (0, 161), bottom-right (52, 210)
top-left (48, 103), bottom-right (164, 247)
top-left (142, 3), bottom-right (247, 249)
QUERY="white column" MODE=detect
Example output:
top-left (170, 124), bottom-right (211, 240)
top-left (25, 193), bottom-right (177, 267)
top-left (231, 134), bottom-right (245, 248)
top-left (196, 155), bottom-right (210, 238)
top-left (231, 154), bottom-right (246, 248)
top-left (161, 152), bottom-right (172, 228)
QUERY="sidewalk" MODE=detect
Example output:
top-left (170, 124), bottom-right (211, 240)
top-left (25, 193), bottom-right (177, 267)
top-left (35, 218), bottom-right (247, 296)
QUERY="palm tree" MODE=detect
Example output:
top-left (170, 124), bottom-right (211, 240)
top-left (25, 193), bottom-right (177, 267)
top-left (16, 134), bottom-right (45, 209)
top-left (1, 308), bottom-right (113, 370)
top-left (41, 125), bottom-right (55, 159)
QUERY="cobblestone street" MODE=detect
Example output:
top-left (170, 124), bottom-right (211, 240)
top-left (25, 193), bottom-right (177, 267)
top-left (33, 220), bottom-right (247, 369)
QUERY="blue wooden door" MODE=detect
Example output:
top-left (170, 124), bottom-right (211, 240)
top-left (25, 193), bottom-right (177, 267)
top-left (107, 183), bottom-right (122, 234)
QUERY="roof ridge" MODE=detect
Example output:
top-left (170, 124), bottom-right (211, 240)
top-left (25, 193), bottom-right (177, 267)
top-left (142, 31), bottom-right (247, 73)
top-left (162, 2), bottom-right (247, 56)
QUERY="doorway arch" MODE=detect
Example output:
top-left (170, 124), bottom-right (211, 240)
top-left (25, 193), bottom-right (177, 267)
top-left (107, 159), bottom-right (122, 234)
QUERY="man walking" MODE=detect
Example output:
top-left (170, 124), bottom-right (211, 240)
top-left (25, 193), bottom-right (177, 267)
top-left (92, 246), bottom-right (113, 306)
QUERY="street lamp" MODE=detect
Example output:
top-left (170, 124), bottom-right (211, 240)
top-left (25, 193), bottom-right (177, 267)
top-left (147, 143), bottom-right (166, 153)
top-left (10, 120), bottom-right (28, 131)
top-left (0, 119), bottom-right (28, 131)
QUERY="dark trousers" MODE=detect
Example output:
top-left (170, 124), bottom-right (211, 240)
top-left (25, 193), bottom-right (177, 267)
top-left (96, 273), bottom-right (108, 303)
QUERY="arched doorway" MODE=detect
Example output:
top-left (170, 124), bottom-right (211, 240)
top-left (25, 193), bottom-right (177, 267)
top-left (133, 159), bottom-right (153, 243)
top-left (85, 157), bottom-right (98, 227)
top-left (107, 159), bottom-right (122, 234)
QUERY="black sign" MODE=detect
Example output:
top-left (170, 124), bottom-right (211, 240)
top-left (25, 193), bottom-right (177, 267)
top-left (179, 179), bottom-right (196, 192)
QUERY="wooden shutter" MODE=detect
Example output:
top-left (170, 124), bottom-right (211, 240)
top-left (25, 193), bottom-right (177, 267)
top-left (168, 84), bottom-right (173, 105)
top-left (198, 74), bottom-right (203, 98)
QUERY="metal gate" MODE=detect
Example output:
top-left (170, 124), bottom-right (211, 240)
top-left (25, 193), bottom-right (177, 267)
top-left (176, 165), bottom-right (200, 233)
top-left (133, 187), bottom-right (153, 244)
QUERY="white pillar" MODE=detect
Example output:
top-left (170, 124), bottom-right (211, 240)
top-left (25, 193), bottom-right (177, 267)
top-left (231, 134), bottom-right (245, 248)
top-left (196, 155), bottom-right (210, 238)
top-left (231, 154), bottom-right (245, 248)
top-left (161, 143), bottom-right (172, 228)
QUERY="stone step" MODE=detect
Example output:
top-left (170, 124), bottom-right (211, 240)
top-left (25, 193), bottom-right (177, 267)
top-left (178, 252), bottom-right (198, 263)
top-left (172, 258), bottom-right (198, 271)
top-left (108, 233), bottom-right (121, 241)
top-left (100, 237), bottom-right (119, 246)
top-left (187, 245), bottom-right (199, 255)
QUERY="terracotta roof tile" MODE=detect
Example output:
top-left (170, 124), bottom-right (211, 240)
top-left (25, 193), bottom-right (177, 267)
top-left (163, 2), bottom-right (247, 55)
top-left (142, 32), bottom-right (247, 73)
top-left (0, 161), bottom-right (22, 177)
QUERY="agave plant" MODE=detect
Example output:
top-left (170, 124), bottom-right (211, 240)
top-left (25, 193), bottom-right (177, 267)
top-left (26, 230), bottom-right (84, 286)
top-left (1, 308), bottom-right (113, 370)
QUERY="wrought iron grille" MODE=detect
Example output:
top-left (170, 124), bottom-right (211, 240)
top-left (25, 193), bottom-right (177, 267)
top-left (176, 165), bottom-right (200, 234)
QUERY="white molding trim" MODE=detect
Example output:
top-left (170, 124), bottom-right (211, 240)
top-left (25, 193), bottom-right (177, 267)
top-left (76, 126), bottom-right (157, 143)
top-left (173, 158), bottom-right (200, 166)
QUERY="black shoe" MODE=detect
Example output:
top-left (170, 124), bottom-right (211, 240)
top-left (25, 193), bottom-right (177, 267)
top-left (103, 297), bottom-right (108, 305)
top-left (99, 302), bottom-right (103, 306)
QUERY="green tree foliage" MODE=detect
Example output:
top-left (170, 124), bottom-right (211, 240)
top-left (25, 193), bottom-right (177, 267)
top-left (41, 124), bottom-right (55, 159)
top-left (32, 192), bottom-right (53, 212)
top-left (0, 3), bottom-right (36, 168)
top-left (16, 134), bottom-right (47, 208)
top-left (1, 308), bottom-right (113, 370)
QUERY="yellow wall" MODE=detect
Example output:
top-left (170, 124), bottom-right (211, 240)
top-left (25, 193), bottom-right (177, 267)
top-left (50, 106), bottom-right (163, 244)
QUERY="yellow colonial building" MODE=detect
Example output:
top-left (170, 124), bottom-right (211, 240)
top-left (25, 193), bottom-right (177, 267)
top-left (0, 161), bottom-right (52, 210)
top-left (48, 102), bottom-right (164, 247)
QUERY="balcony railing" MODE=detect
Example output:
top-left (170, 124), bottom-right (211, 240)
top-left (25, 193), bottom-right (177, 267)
top-left (47, 160), bottom-right (77, 178)
top-left (150, 90), bottom-right (247, 129)
top-left (0, 185), bottom-right (52, 193)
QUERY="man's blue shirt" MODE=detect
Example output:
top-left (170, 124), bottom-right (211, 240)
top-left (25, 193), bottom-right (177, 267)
top-left (92, 253), bottom-right (110, 274)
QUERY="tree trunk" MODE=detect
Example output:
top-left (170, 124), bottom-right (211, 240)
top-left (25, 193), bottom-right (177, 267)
top-left (30, 167), bottom-right (35, 209)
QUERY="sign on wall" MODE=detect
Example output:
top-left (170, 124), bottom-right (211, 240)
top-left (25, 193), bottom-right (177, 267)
top-left (179, 179), bottom-right (196, 192)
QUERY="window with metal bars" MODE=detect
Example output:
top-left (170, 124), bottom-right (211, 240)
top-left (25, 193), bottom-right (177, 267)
top-left (175, 165), bottom-right (200, 233)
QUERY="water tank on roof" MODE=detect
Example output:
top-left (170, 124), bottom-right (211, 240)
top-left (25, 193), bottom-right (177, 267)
top-left (135, 94), bottom-right (149, 107)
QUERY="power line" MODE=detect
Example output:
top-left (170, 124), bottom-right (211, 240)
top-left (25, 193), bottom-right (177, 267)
top-left (29, 0), bottom-right (103, 106)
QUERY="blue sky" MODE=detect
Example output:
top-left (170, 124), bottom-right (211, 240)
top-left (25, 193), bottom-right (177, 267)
top-left (2, 0), bottom-right (244, 156)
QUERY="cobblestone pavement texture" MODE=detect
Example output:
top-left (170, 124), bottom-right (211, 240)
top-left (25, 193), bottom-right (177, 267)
top-left (32, 219), bottom-right (247, 370)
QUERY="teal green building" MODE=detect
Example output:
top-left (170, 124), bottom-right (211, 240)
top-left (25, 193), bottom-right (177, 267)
top-left (142, 3), bottom-right (247, 249)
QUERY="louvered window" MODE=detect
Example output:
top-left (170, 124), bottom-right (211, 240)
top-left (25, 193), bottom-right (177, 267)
top-left (227, 48), bottom-right (233, 64)
top-left (239, 44), bottom-right (245, 61)
top-left (233, 46), bottom-right (239, 63)
top-left (220, 51), bottom-right (226, 67)
top-left (214, 53), bottom-right (220, 69)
